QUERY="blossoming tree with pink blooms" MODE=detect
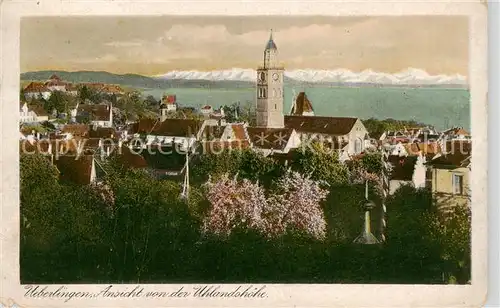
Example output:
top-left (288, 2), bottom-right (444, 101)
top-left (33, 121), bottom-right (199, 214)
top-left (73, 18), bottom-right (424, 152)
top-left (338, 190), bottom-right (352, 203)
top-left (202, 170), bottom-right (329, 240)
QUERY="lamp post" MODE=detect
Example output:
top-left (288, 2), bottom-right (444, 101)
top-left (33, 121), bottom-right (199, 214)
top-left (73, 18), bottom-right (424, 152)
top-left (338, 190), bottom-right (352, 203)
top-left (353, 180), bottom-right (380, 244)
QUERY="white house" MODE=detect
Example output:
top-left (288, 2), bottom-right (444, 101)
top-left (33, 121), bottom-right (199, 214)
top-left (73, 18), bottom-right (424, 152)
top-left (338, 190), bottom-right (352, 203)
top-left (284, 116), bottom-right (370, 155)
top-left (19, 102), bottom-right (49, 123)
top-left (45, 74), bottom-right (67, 92)
top-left (73, 102), bottom-right (113, 128)
top-left (23, 82), bottom-right (51, 100)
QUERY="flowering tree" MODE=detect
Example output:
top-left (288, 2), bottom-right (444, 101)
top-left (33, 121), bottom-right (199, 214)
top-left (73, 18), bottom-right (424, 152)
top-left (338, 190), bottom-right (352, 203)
top-left (202, 170), bottom-right (329, 240)
top-left (202, 174), bottom-right (268, 237)
top-left (266, 171), bottom-right (329, 240)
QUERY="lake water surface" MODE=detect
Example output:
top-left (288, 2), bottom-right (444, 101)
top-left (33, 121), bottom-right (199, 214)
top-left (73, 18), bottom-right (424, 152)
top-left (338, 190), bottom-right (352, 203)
top-left (142, 86), bottom-right (470, 131)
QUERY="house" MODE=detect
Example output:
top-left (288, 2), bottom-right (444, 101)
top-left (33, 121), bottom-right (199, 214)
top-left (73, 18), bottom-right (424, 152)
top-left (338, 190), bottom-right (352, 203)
top-left (44, 74), bottom-right (67, 92)
top-left (200, 105), bottom-right (213, 117)
top-left (23, 82), bottom-right (51, 100)
top-left (428, 148), bottom-right (471, 214)
top-left (19, 102), bottom-right (49, 123)
top-left (130, 118), bottom-right (203, 152)
top-left (387, 153), bottom-right (427, 195)
top-left (161, 94), bottom-right (177, 112)
top-left (290, 92), bottom-right (314, 116)
top-left (73, 102), bottom-right (113, 127)
top-left (284, 116), bottom-right (369, 155)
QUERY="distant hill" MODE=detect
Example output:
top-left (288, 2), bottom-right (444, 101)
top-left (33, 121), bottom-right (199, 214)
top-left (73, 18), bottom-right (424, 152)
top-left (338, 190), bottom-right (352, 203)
top-left (20, 70), bottom-right (255, 89)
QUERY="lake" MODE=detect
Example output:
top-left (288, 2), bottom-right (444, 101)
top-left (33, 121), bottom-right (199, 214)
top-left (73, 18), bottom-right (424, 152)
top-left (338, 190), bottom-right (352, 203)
top-left (142, 86), bottom-right (470, 131)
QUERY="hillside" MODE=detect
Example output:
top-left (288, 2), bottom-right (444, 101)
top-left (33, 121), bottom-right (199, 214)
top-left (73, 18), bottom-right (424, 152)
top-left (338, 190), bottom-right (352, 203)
top-left (20, 70), bottom-right (254, 89)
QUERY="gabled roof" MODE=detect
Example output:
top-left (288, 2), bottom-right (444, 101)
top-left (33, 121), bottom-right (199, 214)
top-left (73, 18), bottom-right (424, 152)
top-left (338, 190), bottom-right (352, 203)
top-left (201, 140), bottom-right (251, 154)
top-left (291, 92), bottom-right (314, 115)
top-left (247, 127), bottom-right (294, 150)
top-left (61, 124), bottom-right (90, 136)
top-left (403, 142), bottom-right (442, 157)
top-left (27, 103), bottom-right (48, 116)
top-left (119, 145), bottom-right (149, 169)
top-left (151, 119), bottom-right (203, 137)
top-left (77, 104), bottom-right (111, 121)
top-left (443, 127), bottom-right (470, 136)
top-left (24, 82), bottom-right (49, 93)
top-left (54, 155), bottom-right (94, 185)
top-left (89, 127), bottom-right (116, 139)
top-left (231, 124), bottom-right (248, 140)
top-left (429, 152), bottom-right (471, 168)
top-left (284, 116), bottom-right (358, 136)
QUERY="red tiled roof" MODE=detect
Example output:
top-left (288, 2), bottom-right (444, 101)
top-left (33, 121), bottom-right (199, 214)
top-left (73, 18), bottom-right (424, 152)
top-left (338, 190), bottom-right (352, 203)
top-left (151, 119), bottom-right (203, 137)
top-left (78, 104), bottom-right (111, 121)
top-left (162, 95), bottom-right (176, 104)
top-left (27, 103), bottom-right (48, 116)
top-left (89, 127), bottom-right (116, 139)
top-left (443, 127), bottom-right (470, 136)
top-left (403, 142), bottom-right (442, 156)
top-left (201, 140), bottom-right (251, 154)
top-left (247, 127), bottom-right (294, 150)
top-left (291, 92), bottom-right (314, 115)
top-left (429, 152), bottom-right (471, 168)
top-left (61, 124), bottom-right (90, 137)
top-left (231, 124), bottom-right (248, 140)
top-left (119, 145), bottom-right (149, 169)
top-left (285, 116), bottom-right (358, 136)
top-left (54, 155), bottom-right (94, 185)
top-left (24, 82), bottom-right (49, 93)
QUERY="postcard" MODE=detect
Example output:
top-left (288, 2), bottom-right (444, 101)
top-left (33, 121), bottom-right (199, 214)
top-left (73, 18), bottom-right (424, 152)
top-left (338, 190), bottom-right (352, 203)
top-left (0, 0), bottom-right (488, 307)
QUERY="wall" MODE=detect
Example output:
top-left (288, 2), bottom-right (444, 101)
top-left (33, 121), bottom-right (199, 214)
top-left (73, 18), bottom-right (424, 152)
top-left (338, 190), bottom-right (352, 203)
top-left (431, 166), bottom-right (471, 212)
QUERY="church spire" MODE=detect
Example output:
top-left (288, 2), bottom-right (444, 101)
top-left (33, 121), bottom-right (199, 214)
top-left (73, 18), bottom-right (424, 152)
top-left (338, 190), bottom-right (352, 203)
top-left (265, 29), bottom-right (277, 50)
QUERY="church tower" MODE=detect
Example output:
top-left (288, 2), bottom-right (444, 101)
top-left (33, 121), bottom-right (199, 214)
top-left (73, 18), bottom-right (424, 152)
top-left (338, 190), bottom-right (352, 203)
top-left (256, 30), bottom-right (285, 128)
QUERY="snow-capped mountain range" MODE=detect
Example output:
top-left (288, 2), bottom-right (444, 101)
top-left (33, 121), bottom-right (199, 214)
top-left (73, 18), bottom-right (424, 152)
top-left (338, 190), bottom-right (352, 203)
top-left (153, 68), bottom-right (467, 86)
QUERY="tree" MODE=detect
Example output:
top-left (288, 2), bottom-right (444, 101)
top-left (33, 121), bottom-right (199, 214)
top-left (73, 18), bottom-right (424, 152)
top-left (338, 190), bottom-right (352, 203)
top-left (289, 142), bottom-right (350, 186)
top-left (202, 170), bottom-right (329, 240)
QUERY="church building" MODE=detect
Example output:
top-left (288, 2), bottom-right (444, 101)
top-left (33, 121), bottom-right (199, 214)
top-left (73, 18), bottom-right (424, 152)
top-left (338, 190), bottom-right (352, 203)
top-left (248, 31), bottom-right (370, 157)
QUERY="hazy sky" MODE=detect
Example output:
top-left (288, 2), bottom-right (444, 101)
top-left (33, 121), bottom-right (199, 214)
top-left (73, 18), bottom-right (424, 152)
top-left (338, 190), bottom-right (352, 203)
top-left (21, 16), bottom-right (468, 76)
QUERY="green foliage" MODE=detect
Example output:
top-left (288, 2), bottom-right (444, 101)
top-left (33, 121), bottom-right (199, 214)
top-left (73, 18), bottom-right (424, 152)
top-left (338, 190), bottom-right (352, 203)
top-left (20, 147), bottom-right (470, 284)
top-left (289, 142), bottom-right (350, 186)
top-left (360, 153), bottom-right (383, 174)
top-left (362, 117), bottom-right (428, 136)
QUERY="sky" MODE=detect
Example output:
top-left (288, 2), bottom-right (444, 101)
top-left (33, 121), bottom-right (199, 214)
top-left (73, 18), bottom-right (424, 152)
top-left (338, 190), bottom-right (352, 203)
top-left (21, 16), bottom-right (468, 77)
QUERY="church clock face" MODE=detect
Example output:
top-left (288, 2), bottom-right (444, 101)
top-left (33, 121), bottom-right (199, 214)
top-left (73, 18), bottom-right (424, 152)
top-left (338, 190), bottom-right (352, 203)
top-left (272, 73), bottom-right (279, 81)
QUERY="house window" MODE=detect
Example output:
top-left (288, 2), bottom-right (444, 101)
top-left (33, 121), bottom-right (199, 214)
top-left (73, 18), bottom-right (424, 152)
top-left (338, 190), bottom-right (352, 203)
top-left (452, 174), bottom-right (464, 195)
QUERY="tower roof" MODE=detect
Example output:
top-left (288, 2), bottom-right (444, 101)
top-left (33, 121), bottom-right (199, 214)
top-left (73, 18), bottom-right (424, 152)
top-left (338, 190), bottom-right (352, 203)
top-left (265, 30), bottom-right (277, 50)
